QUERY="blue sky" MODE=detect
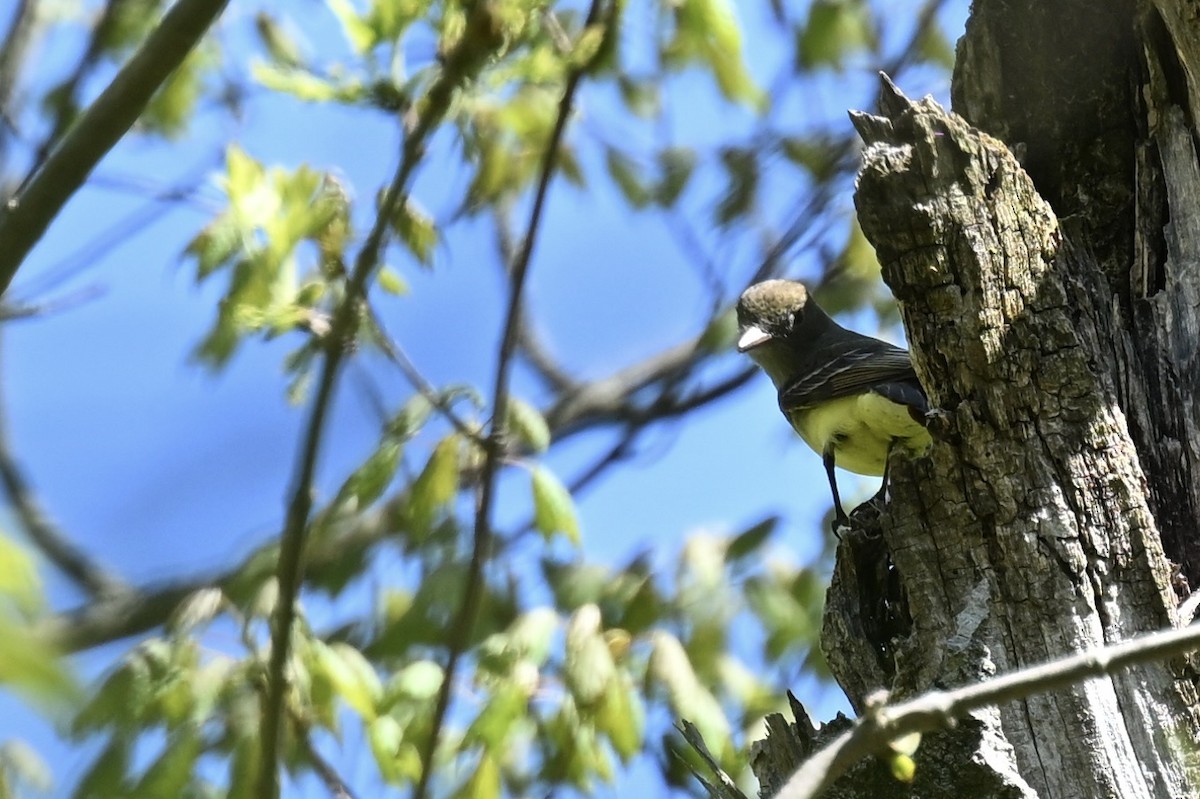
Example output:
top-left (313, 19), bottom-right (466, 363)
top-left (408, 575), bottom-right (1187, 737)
top-left (0, 0), bottom-right (968, 794)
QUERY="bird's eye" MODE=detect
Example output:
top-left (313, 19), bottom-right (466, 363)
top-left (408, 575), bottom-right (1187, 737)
top-left (786, 312), bottom-right (796, 330)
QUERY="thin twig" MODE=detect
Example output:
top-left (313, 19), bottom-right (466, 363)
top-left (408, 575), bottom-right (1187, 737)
top-left (0, 0), bottom-right (39, 167)
top-left (255, 9), bottom-right (496, 797)
top-left (410, 3), bottom-right (608, 796)
top-left (365, 303), bottom-right (483, 444)
top-left (774, 623), bottom-right (1200, 799)
top-left (0, 0), bottom-right (230, 295)
top-left (291, 711), bottom-right (360, 799)
top-left (0, 337), bottom-right (126, 595)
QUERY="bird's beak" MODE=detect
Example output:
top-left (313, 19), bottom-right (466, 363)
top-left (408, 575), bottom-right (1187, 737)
top-left (737, 325), bottom-right (772, 352)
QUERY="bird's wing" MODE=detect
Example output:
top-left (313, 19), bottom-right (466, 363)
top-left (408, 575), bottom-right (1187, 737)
top-left (778, 343), bottom-right (926, 413)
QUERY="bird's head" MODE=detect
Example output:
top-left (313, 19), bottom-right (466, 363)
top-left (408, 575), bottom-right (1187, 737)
top-left (735, 279), bottom-right (817, 353)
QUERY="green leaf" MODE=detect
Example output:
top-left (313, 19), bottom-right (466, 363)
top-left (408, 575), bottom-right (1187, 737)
top-left (141, 47), bottom-right (208, 137)
top-left (605, 148), bottom-right (652, 208)
top-left (73, 737), bottom-right (130, 799)
top-left (377, 267), bottom-right (409, 296)
top-left (388, 394), bottom-right (434, 439)
top-left (255, 11), bottom-right (305, 67)
top-left (384, 660), bottom-right (444, 704)
top-left (726, 516), bottom-right (778, 562)
top-left (715, 147), bottom-right (758, 226)
top-left (0, 616), bottom-right (75, 706)
top-left (168, 587), bottom-right (225, 634)
top-left (454, 752), bottom-right (500, 799)
top-left (916, 20), bottom-right (955, 68)
top-left (565, 605), bottom-right (614, 708)
top-left (389, 197), bottom-right (438, 266)
top-left (464, 682), bottom-right (527, 751)
top-left (648, 631), bottom-right (731, 758)
top-left (666, 0), bottom-right (765, 109)
top-left (796, 0), bottom-right (878, 70)
top-left (311, 640), bottom-right (382, 720)
top-left (504, 607), bottom-right (559, 665)
top-left (0, 534), bottom-right (41, 614)
top-left (531, 466), bottom-right (581, 544)
top-left (131, 728), bottom-right (201, 797)
top-left (227, 734), bottom-right (261, 799)
top-left (339, 440), bottom-right (402, 508)
top-left (655, 146), bottom-right (696, 207)
top-left (504, 397), bottom-right (551, 453)
top-left (327, 0), bottom-right (377, 52)
top-left (780, 135), bottom-right (840, 180)
top-left (595, 675), bottom-right (643, 761)
top-left (542, 561), bottom-right (611, 610)
top-left (403, 435), bottom-right (460, 535)
top-left (617, 75), bottom-right (660, 117)
top-left (696, 308), bottom-right (737, 353)
top-left (0, 740), bottom-right (52, 794)
top-left (368, 715), bottom-right (408, 784)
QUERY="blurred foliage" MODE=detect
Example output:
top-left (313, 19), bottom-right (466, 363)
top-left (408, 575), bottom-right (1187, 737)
top-left (0, 0), bottom-right (956, 796)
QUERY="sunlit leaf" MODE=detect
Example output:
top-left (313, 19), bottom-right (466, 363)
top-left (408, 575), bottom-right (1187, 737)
top-left (311, 640), bottom-right (382, 720)
top-left (595, 674), bottom-right (643, 761)
top-left (565, 605), bottom-right (613, 708)
top-left (131, 728), bottom-right (201, 797)
top-left (0, 534), bottom-right (41, 614)
top-left (531, 466), bottom-right (581, 544)
top-left (0, 617), bottom-right (75, 707)
top-left (378, 267), bottom-right (409, 295)
top-left (0, 740), bottom-right (52, 795)
top-left (648, 631), bottom-right (731, 758)
top-left (389, 197), bottom-right (438, 266)
top-left (454, 752), bottom-right (500, 799)
top-left (403, 435), bottom-right (460, 535)
top-left (464, 682), bottom-right (527, 751)
top-left (368, 715), bottom-right (408, 784)
top-left (504, 397), bottom-right (551, 453)
top-left (384, 659), bottom-right (444, 705)
top-left (665, 0), bottom-right (765, 108)
top-left (339, 440), bottom-right (402, 508)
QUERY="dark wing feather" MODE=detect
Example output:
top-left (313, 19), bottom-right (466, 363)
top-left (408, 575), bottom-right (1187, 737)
top-left (778, 341), bottom-right (926, 414)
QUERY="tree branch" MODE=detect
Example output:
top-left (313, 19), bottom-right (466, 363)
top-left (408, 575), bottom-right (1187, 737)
top-left (0, 0), bottom-right (229, 295)
top-left (411, 3), bottom-right (607, 796)
top-left (0, 418), bottom-right (125, 596)
top-left (772, 623), bottom-right (1200, 799)
top-left (255, 8), bottom-right (499, 797)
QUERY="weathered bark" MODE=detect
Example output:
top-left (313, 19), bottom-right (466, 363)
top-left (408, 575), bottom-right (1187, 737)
top-left (752, 1), bottom-right (1200, 796)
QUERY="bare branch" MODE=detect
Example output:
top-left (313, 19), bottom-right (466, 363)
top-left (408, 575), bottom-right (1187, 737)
top-left (292, 711), bottom-right (360, 799)
top-left (0, 420), bottom-right (125, 595)
top-left (365, 303), bottom-right (484, 445)
top-left (0, 0), bottom-right (229, 295)
top-left (773, 623), bottom-right (1200, 799)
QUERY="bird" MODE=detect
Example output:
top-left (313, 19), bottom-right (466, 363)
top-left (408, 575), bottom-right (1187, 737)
top-left (735, 279), bottom-right (932, 530)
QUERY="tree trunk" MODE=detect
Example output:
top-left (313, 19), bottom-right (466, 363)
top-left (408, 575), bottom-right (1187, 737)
top-left (753, 1), bottom-right (1200, 795)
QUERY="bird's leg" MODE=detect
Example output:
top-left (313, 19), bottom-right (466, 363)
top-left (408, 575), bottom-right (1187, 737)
top-left (823, 448), bottom-right (850, 538)
top-left (870, 440), bottom-right (896, 507)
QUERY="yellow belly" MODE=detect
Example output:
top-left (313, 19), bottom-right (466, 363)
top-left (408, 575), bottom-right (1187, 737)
top-left (787, 393), bottom-right (931, 476)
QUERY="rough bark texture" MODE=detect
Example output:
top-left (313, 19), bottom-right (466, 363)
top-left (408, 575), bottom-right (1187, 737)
top-left (751, 0), bottom-right (1200, 796)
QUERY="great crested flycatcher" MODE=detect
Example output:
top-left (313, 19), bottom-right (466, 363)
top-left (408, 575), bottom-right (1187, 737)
top-left (736, 279), bottom-right (931, 527)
